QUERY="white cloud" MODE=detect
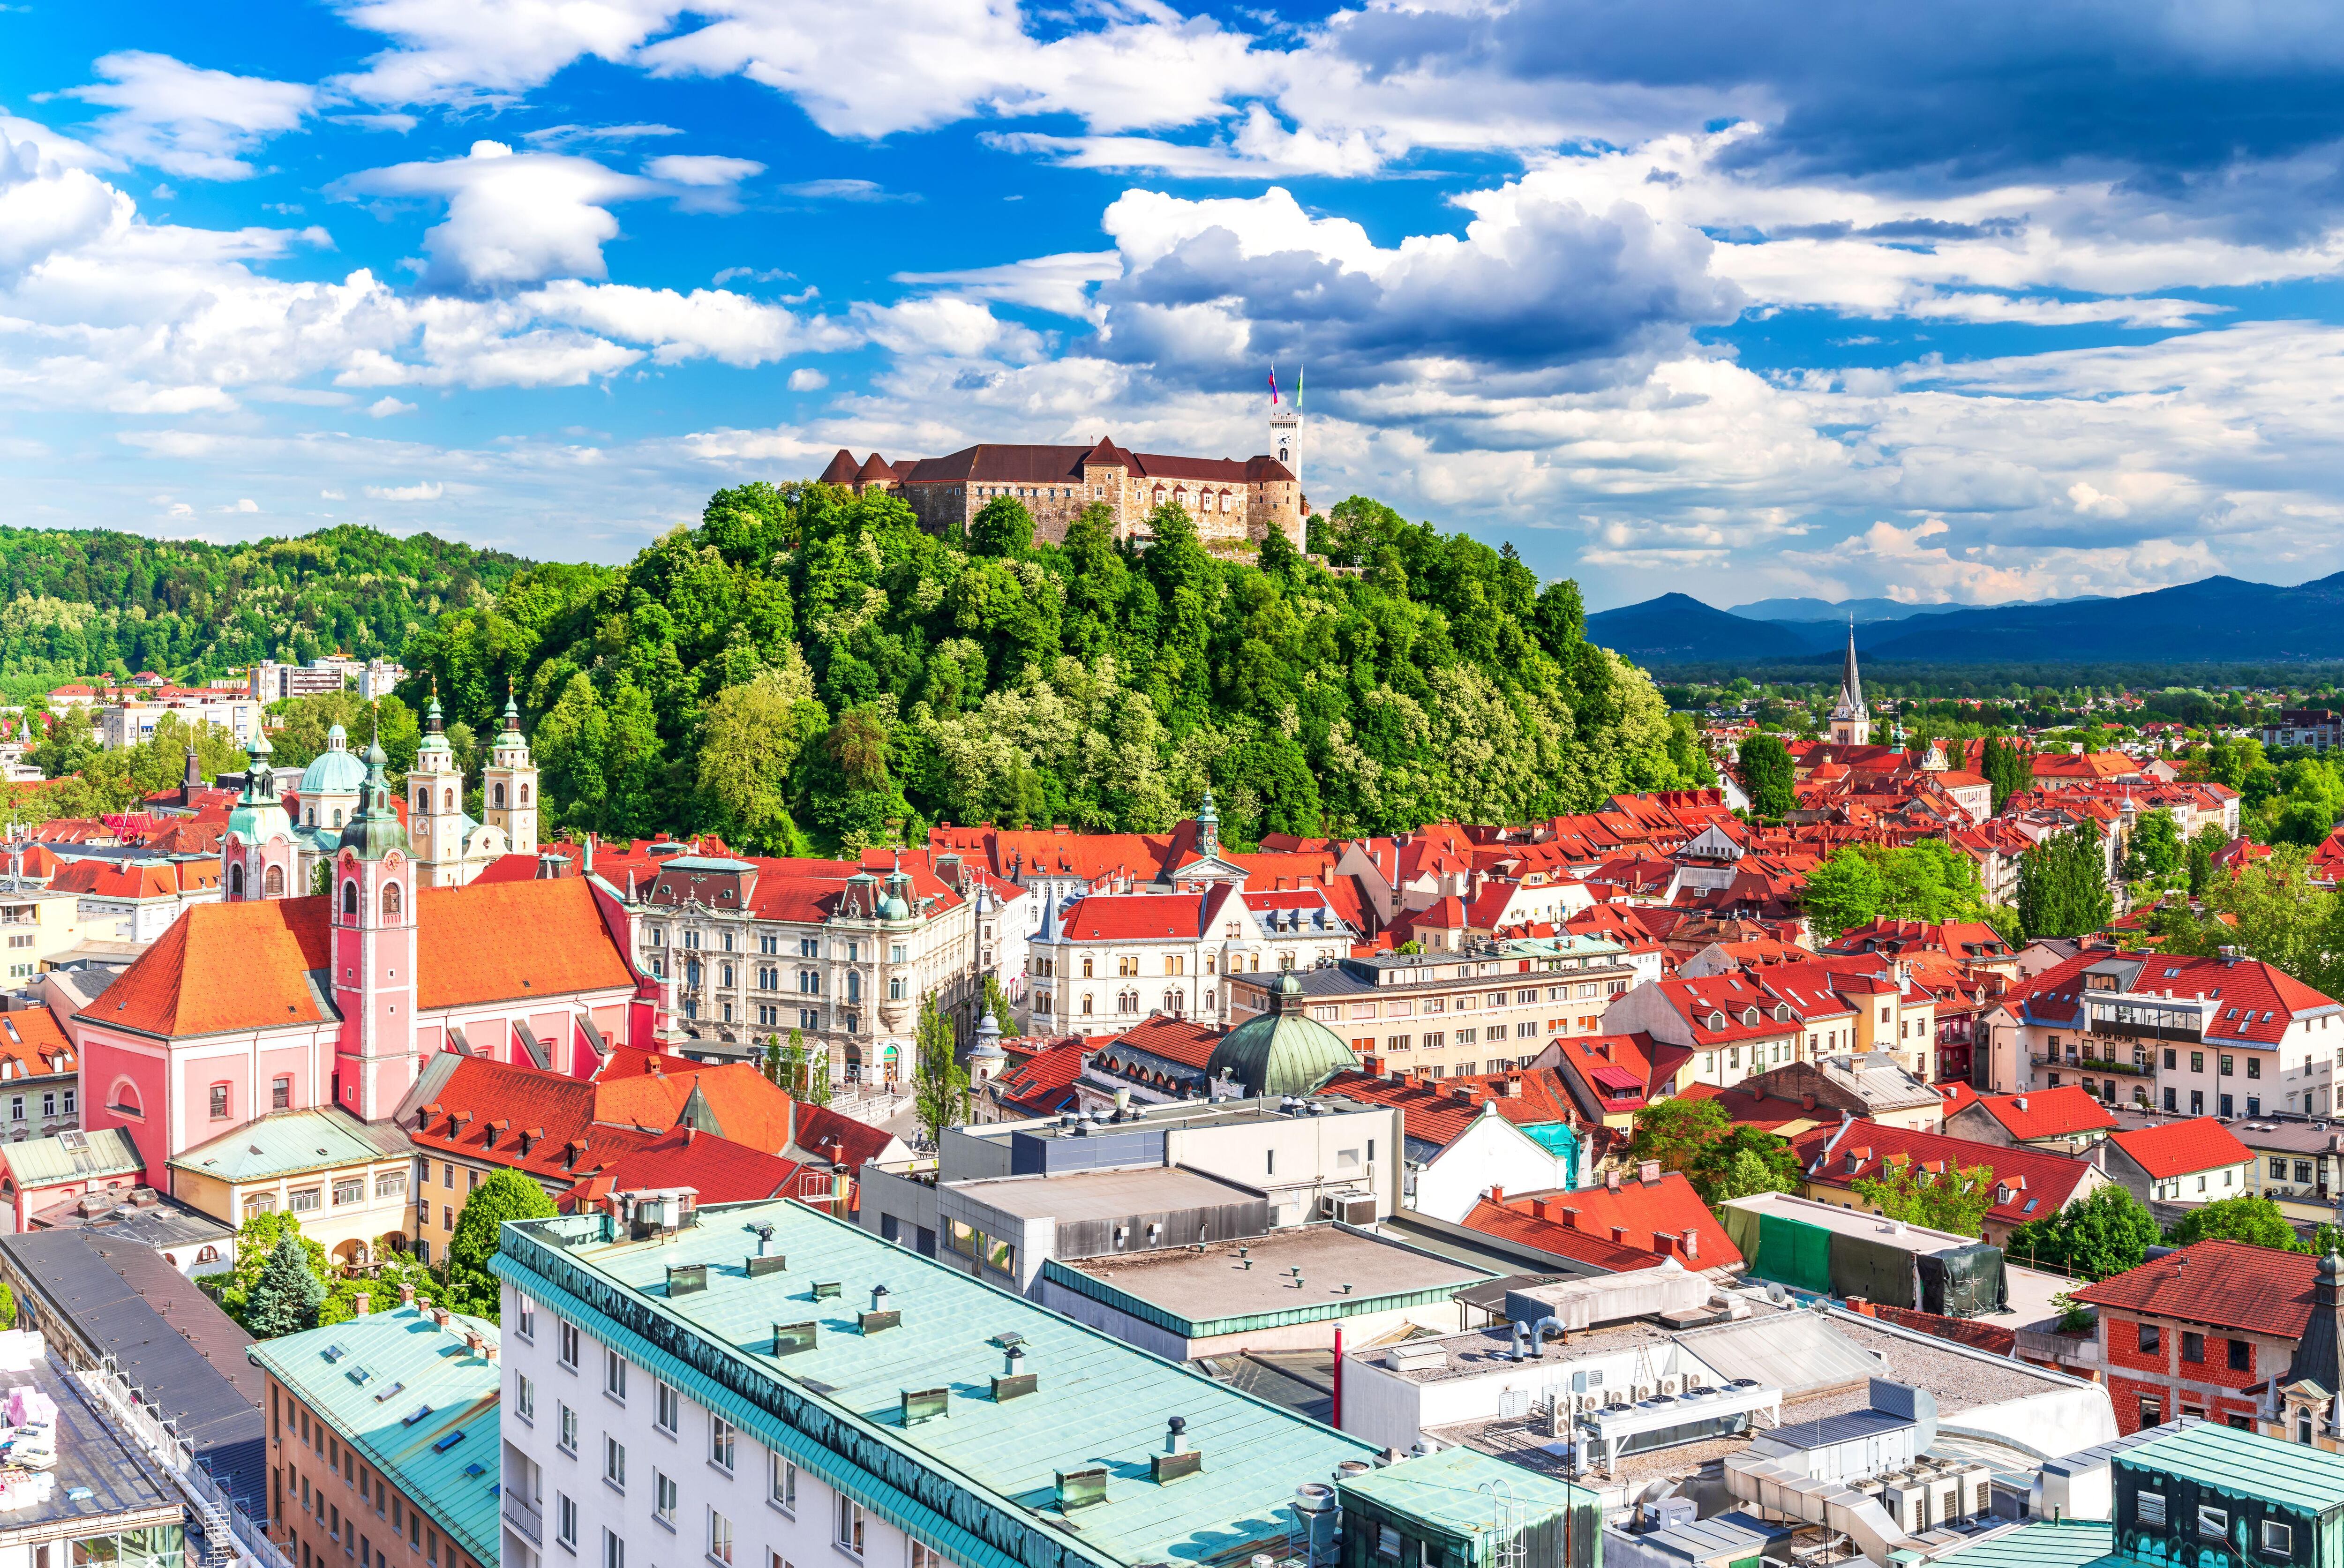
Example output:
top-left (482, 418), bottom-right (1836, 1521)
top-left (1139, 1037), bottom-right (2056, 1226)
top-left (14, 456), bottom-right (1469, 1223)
top-left (368, 395), bottom-right (417, 416)
top-left (523, 122), bottom-right (682, 147)
top-left (524, 279), bottom-right (856, 366)
top-left (331, 0), bottom-right (678, 107)
top-left (787, 368), bottom-right (826, 390)
top-left (364, 480), bottom-right (443, 499)
top-left (893, 250), bottom-right (1121, 317)
top-left (62, 52), bottom-right (314, 180)
top-left (335, 140), bottom-right (654, 290)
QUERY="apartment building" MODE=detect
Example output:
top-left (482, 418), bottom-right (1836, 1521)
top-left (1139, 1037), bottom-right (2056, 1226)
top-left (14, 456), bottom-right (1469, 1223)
top-left (98, 693), bottom-right (263, 749)
top-left (250, 1293), bottom-right (498, 1568)
top-left (632, 851), bottom-right (977, 1084)
top-left (1025, 882), bottom-right (1353, 1035)
top-left (493, 1197), bottom-right (1383, 1568)
top-left (249, 656), bottom-right (406, 702)
top-left (167, 1107), bottom-right (414, 1267)
top-left (1225, 935), bottom-right (1636, 1081)
top-left (0, 877), bottom-right (86, 981)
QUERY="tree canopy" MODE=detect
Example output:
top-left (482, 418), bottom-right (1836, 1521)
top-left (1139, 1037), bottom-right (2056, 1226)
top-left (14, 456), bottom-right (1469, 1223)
top-left (1852, 1154), bottom-right (1998, 1238)
top-left (2017, 821), bottom-right (2115, 939)
top-left (2002, 1184), bottom-right (2162, 1281)
top-left (397, 484), bottom-right (1713, 852)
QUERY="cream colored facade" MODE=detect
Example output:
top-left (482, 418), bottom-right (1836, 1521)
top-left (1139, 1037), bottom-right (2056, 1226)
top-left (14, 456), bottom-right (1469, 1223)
top-left (170, 1151), bottom-right (413, 1266)
top-left (0, 883), bottom-right (85, 982)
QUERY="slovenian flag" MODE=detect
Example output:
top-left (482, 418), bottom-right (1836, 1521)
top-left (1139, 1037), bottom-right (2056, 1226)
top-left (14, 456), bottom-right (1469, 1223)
top-left (1269, 364), bottom-right (1279, 405)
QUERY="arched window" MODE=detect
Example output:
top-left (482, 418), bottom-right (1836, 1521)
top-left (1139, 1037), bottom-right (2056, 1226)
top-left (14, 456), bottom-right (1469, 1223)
top-left (332, 809), bottom-right (344, 827)
top-left (520, 783), bottom-right (531, 804)
top-left (443, 788), bottom-right (455, 809)
top-left (228, 863), bottom-right (244, 899)
top-left (382, 880), bottom-right (403, 919)
top-left (494, 783), bottom-right (507, 808)
top-left (263, 864), bottom-right (284, 898)
top-left (306, 809), bottom-right (315, 826)
top-left (110, 1080), bottom-right (141, 1117)
top-left (195, 1245), bottom-right (219, 1264)
top-left (342, 880), bottom-right (359, 916)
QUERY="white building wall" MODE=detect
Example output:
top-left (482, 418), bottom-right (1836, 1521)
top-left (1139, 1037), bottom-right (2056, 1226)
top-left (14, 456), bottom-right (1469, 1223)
top-left (1410, 1112), bottom-right (1574, 1224)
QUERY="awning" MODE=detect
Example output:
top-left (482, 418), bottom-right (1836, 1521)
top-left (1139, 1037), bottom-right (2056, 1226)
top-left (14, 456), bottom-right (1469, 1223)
top-left (1590, 1065), bottom-right (1644, 1093)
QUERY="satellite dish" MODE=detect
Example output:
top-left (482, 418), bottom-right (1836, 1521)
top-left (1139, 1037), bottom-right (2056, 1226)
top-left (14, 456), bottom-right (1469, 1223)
top-left (1766, 1282), bottom-right (1790, 1306)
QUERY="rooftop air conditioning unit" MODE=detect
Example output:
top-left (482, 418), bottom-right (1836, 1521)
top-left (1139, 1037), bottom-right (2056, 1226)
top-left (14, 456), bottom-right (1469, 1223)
top-left (1881, 1484), bottom-right (1928, 1534)
top-left (1336, 1194), bottom-right (1378, 1225)
top-left (1660, 1375), bottom-right (1682, 1395)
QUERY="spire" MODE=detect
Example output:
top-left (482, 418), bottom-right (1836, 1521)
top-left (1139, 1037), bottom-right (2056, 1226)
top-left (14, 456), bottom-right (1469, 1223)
top-left (1198, 786), bottom-right (1219, 861)
top-left (339, 734), bottom-right (410, 861)
top-left (1840, 619), bottom-right (1863, 713)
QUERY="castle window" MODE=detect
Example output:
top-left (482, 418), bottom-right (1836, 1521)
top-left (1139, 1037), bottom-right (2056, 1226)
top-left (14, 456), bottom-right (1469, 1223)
top-left (344, 880), bottom-right (359, 916)
top-left (383, 881), bottom-right (403, 919)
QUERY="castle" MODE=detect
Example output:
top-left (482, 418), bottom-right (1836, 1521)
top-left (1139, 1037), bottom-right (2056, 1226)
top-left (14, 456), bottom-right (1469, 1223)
top-left (819, 419), bottom-right (1308, 551)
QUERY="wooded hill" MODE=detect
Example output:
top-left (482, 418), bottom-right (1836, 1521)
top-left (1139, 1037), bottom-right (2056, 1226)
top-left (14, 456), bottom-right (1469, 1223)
top-left (395, 488), bottom-right (1713, 852)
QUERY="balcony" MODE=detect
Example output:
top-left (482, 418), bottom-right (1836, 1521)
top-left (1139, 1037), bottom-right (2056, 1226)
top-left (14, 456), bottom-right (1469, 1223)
top-left (2030, 1053), bottom-right (2154, 1077)
top-left (502, 1491), bottom-right (543, 1546)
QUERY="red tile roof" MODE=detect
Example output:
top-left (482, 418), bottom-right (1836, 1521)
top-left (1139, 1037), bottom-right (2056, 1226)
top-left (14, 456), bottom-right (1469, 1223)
top-left (1055, 892), bottom-right (1205, 941)
top-left (2076, 1239), bottom-right (2320, 1337)
top-left (1463, 1170), bottom-right (1741, 1269)
top-left (1550, 1032), bottom-right (1690, 1112)
top-left (1320, 1066), bottom-right (1579, 1146)
top-left (1791, 1121), bottom-right (2097, 1228)
top-left (1095, 1016), bottom-right (1222, 1072)
top-left (90, 878), bottom-right (637, 1040)
top-left (554, 1126), bottom-right (804, 1212)
top-left (593, 1060), bottom-right (795, 1154)
top-left (1670, 1080), bottom-right (1827, 1133)
top-left (787, 1101), bottom-right (898, 1171)
top-left (992, 1039), bottom-right (1089, 1117)
top-left (2106, 1117), bottom-right (2254, 1180)
top-left (1958, 1085), bottom-right (2118, 1141)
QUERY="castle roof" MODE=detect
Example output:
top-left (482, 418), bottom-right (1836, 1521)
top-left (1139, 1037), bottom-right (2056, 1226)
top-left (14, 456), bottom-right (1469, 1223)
top-left (817, 449), bottom-right (859, 484)
top-left (862, 443), bottom-right (1296, 488)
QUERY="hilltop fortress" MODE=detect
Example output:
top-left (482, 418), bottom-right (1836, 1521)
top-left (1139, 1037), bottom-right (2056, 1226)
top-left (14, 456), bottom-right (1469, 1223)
top-left (819, 427), bottom-right (1308, 552)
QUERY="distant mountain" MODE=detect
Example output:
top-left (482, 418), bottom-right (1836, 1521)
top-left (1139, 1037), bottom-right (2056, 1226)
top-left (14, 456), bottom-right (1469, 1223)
top-left (1726, 596), bottom-right (1935, 623)
top-left (1583, 593), bottom-right (1820, 663)
top-left (1853, 574), bottom-right (2344, 663)
top-left (1593, 573), bottom-right (2344, 666)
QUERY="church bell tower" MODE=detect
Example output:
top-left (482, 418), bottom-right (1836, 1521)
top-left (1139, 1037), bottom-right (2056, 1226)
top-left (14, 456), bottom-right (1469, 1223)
top-left (1828, 623), bottom-right (1871, 747)
top-left (481, 694), bottom-right (538, 856)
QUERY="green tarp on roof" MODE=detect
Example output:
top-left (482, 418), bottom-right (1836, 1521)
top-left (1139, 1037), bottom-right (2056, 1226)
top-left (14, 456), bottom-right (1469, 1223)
top-left (1754, 1211), bottom-right (1833, 1295)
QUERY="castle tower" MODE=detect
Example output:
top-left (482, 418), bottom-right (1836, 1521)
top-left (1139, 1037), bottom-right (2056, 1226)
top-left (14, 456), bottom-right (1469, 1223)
top-left (409, 693), bottom-right (466, 886)
top-left (331, 738), bottom-right (417, 1121)
top-left (481, 694), bottom-right (538, 856)
top-left (1269, 365), bottom-right (1301, 493)
top-left (222, 731), bottom-right (298, 901)
top-left (1827, 623), bottom-right (1871, 747)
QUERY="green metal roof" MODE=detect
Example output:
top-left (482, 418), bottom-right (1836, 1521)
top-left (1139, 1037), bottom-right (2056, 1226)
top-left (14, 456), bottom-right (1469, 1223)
top-left (2123, 1421), bottom-right (2344, 1514)
top-left (1336, 1446), bottom-right (1593, 1539)
top-left (169, 1108), bottom-right (405, 1184)
top-left (1924, 1520), bottom-right (2114, 1568)
top-left (493, 1199), bottom-right (1382, 1568)
top-left (246, 1305), bottom-right (502, 1568)
top-left (1, 1126), bottom-right (144, 1188)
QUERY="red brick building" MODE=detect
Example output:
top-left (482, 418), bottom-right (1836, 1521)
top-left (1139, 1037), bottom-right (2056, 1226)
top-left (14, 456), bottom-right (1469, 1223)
top-left (2075, 1240), bottom-right (2321, 1434)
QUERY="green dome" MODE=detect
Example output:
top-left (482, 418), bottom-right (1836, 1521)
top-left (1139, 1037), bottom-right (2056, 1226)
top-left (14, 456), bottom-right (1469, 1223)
top-left (1206, 973), bottom-right (1359, 1098)
top-left (300, 725), bottom-right (367, 796)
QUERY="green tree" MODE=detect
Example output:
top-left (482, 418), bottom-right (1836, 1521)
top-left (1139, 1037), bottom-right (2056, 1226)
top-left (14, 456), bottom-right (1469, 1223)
top-left (2017, 821), bottom-right (2115, 939)
top-left (2151, 847), bottom-right (2344, 998)
top-left (694, 661), bottom-right (823, 853)
top-left (1624, 1098), bottom-right (1731, 1178)
top-left (967, 495), bottom-right (1034, 558)
top-left (245, 1233), bottom-right (325, 1338)
top-left (2167, 1194), bottom-right (2300, 1251)
top-left (1687, 1128), bottom-right (1802, 1206)
top-left (983, 973), bottom-right (1018, 1040)
top-left (1737, 733), bottom-right (1796, 818)
top-left (1803, 848), bottom-right (1885, 938)
top-left (445, 1170), bottom-right (556, 1319)
top-left (0, 1279), bottom-right (16, 1329)
top-left (1852, 1154), bottom-right (1998, 1239)
top-left (2002, 1184), bottom-right (2162, 1281)
top-left (2126, 808), bottom-right (2183, 880)
top-left (1978, 735), bottom-right (2035, 813)
top-left (910, 993), bottom-right (969, 1147)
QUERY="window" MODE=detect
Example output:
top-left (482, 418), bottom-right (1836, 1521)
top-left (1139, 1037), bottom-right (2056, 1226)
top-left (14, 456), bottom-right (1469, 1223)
top-left (556, 1495), bottom-right (578, 1552)
top-left (834, 1497), bottom-right (864, 1557)
top-left (2275, 1157), bottom-right (2292, 1179)
top-left (560, 1323), bottom-right (580, 1367)
top-left (375, 1170), bottom-right (406, 1200)
top-left (2221, 1054), bottom-right (2235, 1076)
top-left (2199, 1506), bottom-right (2228, 1540)
top-left (2265, 1521), bottom-right (2295, 1553)
top-left (209, 1083), bottom-right (230, 1119)
top-left (2138, 1322), bottom-right (2161, 1354)
top-left (604, 1436), bottom-right (625, 1489)
top-left (603, 1530), bottom-right (624, 1568)
top-left (655, 1470), bottom-right (678, 1525)
top-left (2228, 1338), bottom-right (2252, 1372)
top-left (516, 1374), bottom-right (534, 1421)
top-left (911, 1548), bottom-right (949, 1568)
top-left (606, 1350), bottom-right (627, 1400)
top-left (708, 1510), bottom-right (734, 1566)
top-left (272, 1075), bottom-right (293, 1110)
top-left (656, 1381), bottom-right (679, 1434)
top-left (771, 1452), bottom-right (796, 1511)
top-left (2183, 1332), bottom-right (2206, 1363)
top-left (2192, 1051), bottom-right (2205, 1073)
top-left (2140, 1395), bottom-right (2163, 1428)
top-left (2136, 1492), bottom-right (2166, 1526)
top-left (559, 1403), bottom-right (578, 1453)
top-left (517, 1296), bottom-right (536, 1338)
top-left (334, 1178), bottom-right (364, 1206)
top-left (710, 1416), bottom-right (735, 1470)
top-left (290, 1187), bottom-right (321, 1213)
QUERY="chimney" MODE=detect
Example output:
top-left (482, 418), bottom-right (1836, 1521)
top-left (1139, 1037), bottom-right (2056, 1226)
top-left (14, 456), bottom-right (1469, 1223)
top-left (1488, 1185), bottom-right (1505, 1206)
top-left (463, 1328), bottom-right (484, 1356)
top-left (353, 1292), bottom-right (371, 1316)
top-left (398, 1283), bottom-right (416, 1308)
top-left (1681, 1228), bottom-right (1700, 1259)
top-left (1637, 1160), bottom-right (1660, 1184)
top-left (1606, 1169), bottom-right (1622, 1193)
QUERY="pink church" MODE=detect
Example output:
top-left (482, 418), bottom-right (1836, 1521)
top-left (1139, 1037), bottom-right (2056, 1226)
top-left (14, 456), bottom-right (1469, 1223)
top-left (68, 734), bottom-right (661, 1190)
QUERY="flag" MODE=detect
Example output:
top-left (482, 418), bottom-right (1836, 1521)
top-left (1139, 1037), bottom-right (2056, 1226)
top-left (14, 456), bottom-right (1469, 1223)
top-left (1297, 363), bottom-right (1303, 409)
top-left (1269, 363), bottom-right (1278, 405)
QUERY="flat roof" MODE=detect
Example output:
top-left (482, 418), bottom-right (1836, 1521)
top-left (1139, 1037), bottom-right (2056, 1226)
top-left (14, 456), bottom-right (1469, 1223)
top-left (0, 1226), bottom-right (268, 1520)
top-left (983, 1096), bottom-right (1385, 1142)
top-left (1824, 1313), bottom-right (2075, 1417)
top-left (947, 1164), bottom-right (1262, 1223)
top-left (2229, 1117), bottom-right (2344, 1154)
top-left (1721, 1191), bottom-right (1982, 1254)
top-left (0, 1338), bottom-right (180, 1541)
top-left (1338, 1444), bottom-right (1593, 1532)
top-left (493, 1199), bottom-right (1384, 1568)
top-left (1929, 1520), bottom-right (2115, 1568)
top-left (1054, 1225), bottom-right (1490, 1335)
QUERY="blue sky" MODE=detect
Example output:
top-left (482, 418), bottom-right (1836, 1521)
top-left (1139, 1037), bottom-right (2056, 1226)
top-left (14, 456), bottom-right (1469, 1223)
top-left (5, 0), bottom-right (2344, 609)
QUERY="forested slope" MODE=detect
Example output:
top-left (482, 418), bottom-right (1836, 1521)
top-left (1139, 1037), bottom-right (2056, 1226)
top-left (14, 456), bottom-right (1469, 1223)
top-left (0, 525), bottom-right (525, 677)
top-left (399, 486), bottom-right (1711, 851)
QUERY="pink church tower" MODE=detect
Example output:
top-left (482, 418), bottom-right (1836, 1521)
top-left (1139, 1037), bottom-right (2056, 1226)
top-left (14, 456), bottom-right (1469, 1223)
top-left (221, 731), bottom-right (299, 900)
top-left (329, 736), bottom-right (418, 1120)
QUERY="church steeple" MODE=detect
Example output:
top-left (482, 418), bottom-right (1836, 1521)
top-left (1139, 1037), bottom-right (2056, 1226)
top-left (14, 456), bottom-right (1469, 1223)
top-left (1828, 621), bottom-right (1871, 747)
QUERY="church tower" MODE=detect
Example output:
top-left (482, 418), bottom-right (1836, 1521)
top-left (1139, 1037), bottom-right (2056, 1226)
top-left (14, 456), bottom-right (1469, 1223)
top-left (222, 731), bottom-right (298, 901)
top-left (408, 693), bottom-right (466, 886)
top-left (481, 695), bottom-right (538, 856)
top-left (331, 738), bottom-right (416, 1122)
top-left (1827, 623), bottom-right (1871, 747)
